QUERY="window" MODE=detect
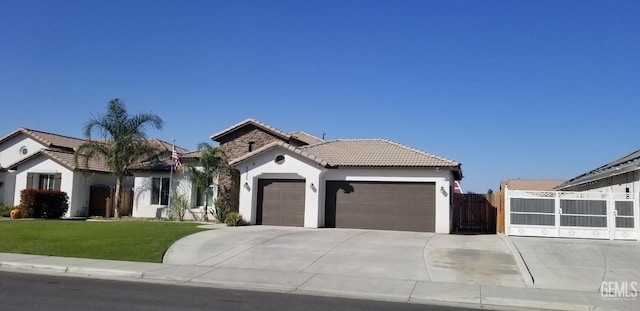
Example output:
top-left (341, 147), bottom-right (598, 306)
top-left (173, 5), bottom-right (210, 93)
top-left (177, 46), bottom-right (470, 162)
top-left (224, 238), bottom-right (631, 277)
top-left (196, 186), bottom-right (214, 207)
top-left (248, 141), bottom-right (255, 152)
top-left (38, 174), bottom-right (56, 190)
top-left (151, 177), bottom-right (170, 205)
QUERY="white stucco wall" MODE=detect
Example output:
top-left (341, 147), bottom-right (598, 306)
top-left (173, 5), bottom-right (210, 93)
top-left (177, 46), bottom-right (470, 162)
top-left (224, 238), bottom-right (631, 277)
top-left (236, 148), bottom-right (325, 227)
top-left (235, 147), bottom-right (456, 233)
top-left (132, 169), bottom-right (214, 220)
top-left (13, 157), bottom-right (77, 216)
top-left (0, 135), bottom-right (44, 168)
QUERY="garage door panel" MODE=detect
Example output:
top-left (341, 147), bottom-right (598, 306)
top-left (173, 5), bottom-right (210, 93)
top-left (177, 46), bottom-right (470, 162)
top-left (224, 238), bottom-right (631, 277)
top-left (257, 179), bottom-right (305, 227)
top-left (325, 181), bottom-right (436, 232)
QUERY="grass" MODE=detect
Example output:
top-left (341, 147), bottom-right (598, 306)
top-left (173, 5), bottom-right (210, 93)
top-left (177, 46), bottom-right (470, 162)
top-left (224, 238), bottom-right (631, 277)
top-left (0, 220), bottom-right (207, 262)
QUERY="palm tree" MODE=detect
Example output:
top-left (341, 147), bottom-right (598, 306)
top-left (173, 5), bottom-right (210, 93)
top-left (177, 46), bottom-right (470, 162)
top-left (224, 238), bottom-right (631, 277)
top-left (189, 142), bottom-right (228, 221)
top-left (75, 98), bottom-right (163, 218)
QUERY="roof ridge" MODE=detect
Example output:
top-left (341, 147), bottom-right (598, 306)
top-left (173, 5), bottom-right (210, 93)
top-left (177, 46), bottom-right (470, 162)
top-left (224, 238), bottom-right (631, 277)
top-left (23, 128), bottom-right (87, 145)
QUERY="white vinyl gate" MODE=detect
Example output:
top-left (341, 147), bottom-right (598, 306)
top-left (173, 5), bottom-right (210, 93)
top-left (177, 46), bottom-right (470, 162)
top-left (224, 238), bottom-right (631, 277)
top-left (505, 190), bottom-right (639, 240)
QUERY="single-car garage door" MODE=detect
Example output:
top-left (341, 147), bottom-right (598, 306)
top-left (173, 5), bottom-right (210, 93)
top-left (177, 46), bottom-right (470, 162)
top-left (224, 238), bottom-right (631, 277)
top-left (325, 181), bottom-right (436, 232)
top-left (256, 179), bottom-right (305, 226)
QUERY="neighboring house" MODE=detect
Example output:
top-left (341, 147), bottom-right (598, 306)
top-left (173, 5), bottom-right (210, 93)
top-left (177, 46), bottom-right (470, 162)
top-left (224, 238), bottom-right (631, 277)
top-left (211, 118), bottom-right (463, 233)
top-left (0, 128), bottom-right (115, 217)
top-left (555, 149), bottom-right (640, 194)
top-left (0, 127), bottom-right (184, 218)
top-left (129, 150), bottom-right (210, 220)
top-left (500, 179), bottom-right (566, 191)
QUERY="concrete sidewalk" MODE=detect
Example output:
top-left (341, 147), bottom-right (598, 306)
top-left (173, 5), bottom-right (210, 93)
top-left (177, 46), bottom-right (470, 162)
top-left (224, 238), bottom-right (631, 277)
top-left (0, 252), bottom-right (637, 311)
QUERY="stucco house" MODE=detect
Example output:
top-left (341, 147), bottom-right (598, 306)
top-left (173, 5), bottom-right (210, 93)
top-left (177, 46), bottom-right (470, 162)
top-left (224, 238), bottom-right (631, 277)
top-left (211, 118), bottom-right (463, 233)
top-left (0, 127), bottom-right (184, 218)
top-left (129, 150), bottom-right (210, 220)
top-left (0, 128), bottom-right (116, 217)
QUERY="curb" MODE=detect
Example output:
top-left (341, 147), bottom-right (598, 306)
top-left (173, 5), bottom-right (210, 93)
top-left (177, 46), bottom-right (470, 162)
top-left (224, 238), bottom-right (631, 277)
top-left (498, 233), bottom-right (535, 287)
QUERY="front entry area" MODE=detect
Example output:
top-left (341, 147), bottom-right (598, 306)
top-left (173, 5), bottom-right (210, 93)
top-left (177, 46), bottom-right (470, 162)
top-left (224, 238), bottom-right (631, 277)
top-left (256, 179), bottom-right (305, 226)
top-left (325, 181), bottom-right (436, 232)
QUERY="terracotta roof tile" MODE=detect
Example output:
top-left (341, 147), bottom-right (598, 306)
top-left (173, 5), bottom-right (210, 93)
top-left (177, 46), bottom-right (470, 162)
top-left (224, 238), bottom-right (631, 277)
top-left (301, 139), bottom-right (460, 167)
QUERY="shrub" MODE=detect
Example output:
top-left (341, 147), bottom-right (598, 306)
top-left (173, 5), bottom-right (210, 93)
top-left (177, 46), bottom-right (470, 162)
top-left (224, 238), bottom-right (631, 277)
top-left (170, 193), bottom-right (189, 221)
top-left (213, 197), bottom-right (231, 223)
top-left (19, 189), bottom-right (69, 219)
top-left (0, 205), bottom-right (12, 218)
top-left (224, 212), bottom-right (246, 226)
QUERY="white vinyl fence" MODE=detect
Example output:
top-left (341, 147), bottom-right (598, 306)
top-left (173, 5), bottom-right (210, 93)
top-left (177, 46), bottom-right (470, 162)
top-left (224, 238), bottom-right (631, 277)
top-left (505, 190), bottom-right (639, 240)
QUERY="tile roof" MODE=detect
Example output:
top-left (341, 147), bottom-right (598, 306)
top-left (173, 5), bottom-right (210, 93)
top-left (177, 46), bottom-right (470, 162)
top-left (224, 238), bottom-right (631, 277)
top-left (501, 179), bottom-right (566, 191)
top-left (555, 149), bottom-right (640, 190)
top-left (290, 131), bottom-right (324, 145)
top-left (0, 127), bottom-right (188, 173)
top-left (210, 118), bottom-right (291, 142)
top-left (302, 139), bottom-right (460, 168)
top-left (229, 141), bottom-right (329, 167)
top-left (8, 149), bottom-right (112, 173)
top-left (0, 128), bottom-right (86, 151)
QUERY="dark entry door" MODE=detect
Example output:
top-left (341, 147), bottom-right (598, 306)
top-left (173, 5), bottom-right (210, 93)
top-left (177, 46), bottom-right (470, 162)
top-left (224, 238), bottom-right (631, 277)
top-left (256, 179), bottom-right (305, 226)
top-left (325, 181), bottom-right (436, 232)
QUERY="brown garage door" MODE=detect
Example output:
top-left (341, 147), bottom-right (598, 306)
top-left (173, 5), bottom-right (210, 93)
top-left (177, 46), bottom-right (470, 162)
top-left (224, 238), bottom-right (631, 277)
top-left (256, 179), bottom-right (305, 226)
top-left (325, 181), bottom-right (436, 232)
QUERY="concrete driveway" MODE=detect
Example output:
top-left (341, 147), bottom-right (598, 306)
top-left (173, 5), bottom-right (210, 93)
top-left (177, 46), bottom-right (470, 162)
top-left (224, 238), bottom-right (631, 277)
top-left (164, 226), bottom-right (525, 287)
top-left (509, 236), bottom-right (640, 292)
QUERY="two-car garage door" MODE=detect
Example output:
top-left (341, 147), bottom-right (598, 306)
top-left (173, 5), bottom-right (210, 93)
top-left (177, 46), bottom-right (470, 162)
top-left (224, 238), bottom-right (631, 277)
top-left (325, 181), bottom-right (436, 232)
top-left (256, 179), bottom-right (437, 232)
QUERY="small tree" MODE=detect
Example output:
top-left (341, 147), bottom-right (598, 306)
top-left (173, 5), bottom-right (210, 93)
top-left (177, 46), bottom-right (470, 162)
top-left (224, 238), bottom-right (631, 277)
top-left (189, 143), bottom-right (228, 221)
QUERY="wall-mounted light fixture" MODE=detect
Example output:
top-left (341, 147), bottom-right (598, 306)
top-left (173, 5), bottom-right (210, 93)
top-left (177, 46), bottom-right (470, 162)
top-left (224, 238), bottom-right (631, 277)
top-left (309, 182), bottom-right (317, 192)
top-left (440, 186), bottom-right (448, 197)
top-left (244, 182), bottom-right (251, 191)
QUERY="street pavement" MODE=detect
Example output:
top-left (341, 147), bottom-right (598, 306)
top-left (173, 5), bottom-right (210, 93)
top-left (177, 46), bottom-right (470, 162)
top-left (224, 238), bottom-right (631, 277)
top-left (1, 225), bottom-right (638, 310)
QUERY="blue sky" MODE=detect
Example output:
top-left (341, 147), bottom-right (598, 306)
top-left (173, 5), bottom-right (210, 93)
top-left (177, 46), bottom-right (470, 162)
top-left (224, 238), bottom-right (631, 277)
top-left (1, 0), bottom-right (638, 192)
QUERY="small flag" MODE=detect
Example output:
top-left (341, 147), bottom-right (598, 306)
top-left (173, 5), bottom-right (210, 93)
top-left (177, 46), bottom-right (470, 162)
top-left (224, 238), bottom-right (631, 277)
top-left (453, 181), bottom-right (463, 194)
top-left (172, 148), bottom-right (182, 170)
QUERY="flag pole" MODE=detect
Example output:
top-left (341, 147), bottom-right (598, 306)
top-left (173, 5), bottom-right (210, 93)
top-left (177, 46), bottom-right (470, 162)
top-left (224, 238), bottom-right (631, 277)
top-left (168, 139), bottom-right (175, 219)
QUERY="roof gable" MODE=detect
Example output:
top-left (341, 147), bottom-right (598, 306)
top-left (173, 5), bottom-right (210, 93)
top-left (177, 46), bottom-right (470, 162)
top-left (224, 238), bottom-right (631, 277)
top-left (211, 118), bottom-right (292, 142)
top-left (229, 141), bottom-right (329, 167)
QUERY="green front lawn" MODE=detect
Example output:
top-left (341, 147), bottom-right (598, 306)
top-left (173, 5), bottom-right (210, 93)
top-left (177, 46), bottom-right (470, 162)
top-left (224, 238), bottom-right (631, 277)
top-left (0, 220), bottom-right (206, 262)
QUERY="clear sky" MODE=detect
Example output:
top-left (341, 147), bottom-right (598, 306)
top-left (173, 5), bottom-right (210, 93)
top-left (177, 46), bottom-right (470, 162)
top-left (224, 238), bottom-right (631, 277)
top-left (1, 0), bottom-right (638, 193)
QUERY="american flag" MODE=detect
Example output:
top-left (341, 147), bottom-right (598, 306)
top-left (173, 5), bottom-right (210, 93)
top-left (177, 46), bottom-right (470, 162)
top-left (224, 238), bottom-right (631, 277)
top-left (172, 148), bottom-right (182, 170)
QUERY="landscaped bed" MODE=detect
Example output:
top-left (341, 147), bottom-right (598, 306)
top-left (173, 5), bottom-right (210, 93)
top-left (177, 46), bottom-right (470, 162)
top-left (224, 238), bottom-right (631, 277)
top-left (0, 220), bottom-right (206, 263)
